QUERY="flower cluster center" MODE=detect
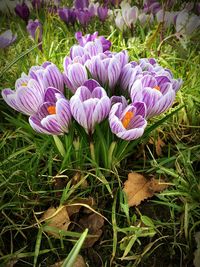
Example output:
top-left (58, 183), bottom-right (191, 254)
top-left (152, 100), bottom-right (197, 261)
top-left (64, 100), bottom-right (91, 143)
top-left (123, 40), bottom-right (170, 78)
top-left (47, 105), bottom-right (56, 115)
top-left (122, 111), bottom-right (134, 129)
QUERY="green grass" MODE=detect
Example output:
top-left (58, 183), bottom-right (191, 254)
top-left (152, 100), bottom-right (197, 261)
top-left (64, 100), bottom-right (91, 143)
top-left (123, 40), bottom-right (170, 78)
top-left (1, 2), bottom-right (200, 266)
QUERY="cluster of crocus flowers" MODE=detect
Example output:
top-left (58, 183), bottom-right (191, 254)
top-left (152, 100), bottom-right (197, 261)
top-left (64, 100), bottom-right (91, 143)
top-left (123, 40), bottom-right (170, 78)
top-left (113, 0), bottom-right (200, 38)
top-left (58, 0), bottom-right (109, 27)
top-left (2, 31), bottom-right (182, 141)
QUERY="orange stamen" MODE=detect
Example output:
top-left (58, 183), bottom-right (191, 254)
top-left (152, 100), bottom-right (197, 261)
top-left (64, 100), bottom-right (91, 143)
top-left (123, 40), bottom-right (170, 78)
top-left (47, 106), bottom-right (56, 115)
top-left (153, 85), bottom-right (160, 91)
top-left (122, 111), bottom-right (134, 129)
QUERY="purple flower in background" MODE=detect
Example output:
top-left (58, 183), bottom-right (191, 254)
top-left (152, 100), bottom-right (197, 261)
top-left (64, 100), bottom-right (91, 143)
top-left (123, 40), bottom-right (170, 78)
top-left (29, 88), bottom-right (72, 135)
top-left (74, 0), bottom-right (89, 10)
top-left (75, 31), bottom-right (111, 52)
top-left (15, 3), bottom-right (30, 23)
top-left (109, 102), bottom-right (147, 140)
top-left (58, 8), bottom-right (77, 25)
top-left (0, 30), bottom-right (17, 49)
top-left (121, 3), bottom-right (138, 28)
top-left (143, 0), bottom-right (161, 15)
top-left (76, 9), bottom-right (92, 27)
top-left (63, 62), bottom-right (88, 93)
top-left (97, 6), bottom-right (108, 22)
top-left (130, 75), bottom-right (177, 119)
top-left (70, 79), bottom-right (111, 134)
top-left (2, 79), bottom-right (44, 115)
top-left (27, 19), bottom-right (42, 50)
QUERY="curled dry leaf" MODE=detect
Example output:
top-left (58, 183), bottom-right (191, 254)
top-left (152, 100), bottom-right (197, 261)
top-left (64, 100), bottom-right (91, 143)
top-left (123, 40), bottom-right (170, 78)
top-left (78, 213), bottom-right (104, 248)
top-left (41, 206), bottom-right (70, 238)
top-left (66, 197), bottom-right (95, 217)
top-left (50, 255), bottom-right (86, 267)
top-left (123, 172), bottom-right (168, 207)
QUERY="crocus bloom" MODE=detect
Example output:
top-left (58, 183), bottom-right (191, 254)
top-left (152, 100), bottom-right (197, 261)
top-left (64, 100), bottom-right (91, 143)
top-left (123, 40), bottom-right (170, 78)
top-left (75, 31), bottom-right (111, 52)
top-left (58, 8), bottom-right (77, 25)
top-left (74, 0), bottom-right (89, 10)
top-left (115, 11), bottom-right (125, 31)
top-left (0, 30), bottom-right (17, 49)
top-left (121, 3), bottom-right (138, 28)
top-left (143, 0), bottom-right (161, 15)
top-left (97, 6), bottom-right (108, 22)
top-left (27, 19), bottom-right (42, 50)
top-left (2, 79), bottom-right (44, 115)
top-left (175, 11), bottom-right (200, 36)
top-left (130, 75), bottom-right (177, 119)
top-left (28, 62), bottom-right (64, 93)
top-left (2, 62), bottom-right (64, 115)
top-left (109, 102), bottom-right (147, 140)
top-left (15, 3), bottom-right (30, 23)
top-left (63, 61), bottom-right (88, 93)
top-left (76, 9), bottom-right (92, 27)
top-left (85, 50), bottom-right (128, 90)
top-left (29, 88), bottom-right (71, 135)
top-left (70, 79), bottom-right (111, 134)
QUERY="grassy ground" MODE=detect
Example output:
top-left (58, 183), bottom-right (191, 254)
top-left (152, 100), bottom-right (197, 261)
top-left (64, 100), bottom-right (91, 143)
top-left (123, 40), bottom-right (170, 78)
top-left (0, 3), bottom-right (200, 267)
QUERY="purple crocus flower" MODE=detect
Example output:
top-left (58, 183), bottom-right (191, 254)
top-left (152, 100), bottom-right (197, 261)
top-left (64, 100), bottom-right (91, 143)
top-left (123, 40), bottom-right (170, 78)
top-left (29, 87), bottom-right (71, 135)
top-left (28, 61), bottom-right (64, 93)
top-left (27, 19), bottom-right (42, 50)
top-left (130, 75), bottom-right (177, 119)
top-left (75, 31), bottom-right (111, 52)
top-left (70, 79), bottom-right (111, 134)
top-left (70, 38), bottom-right (103, 59)
top-left (109, 102), bottom-right (147, 140)
top-left (15, 3), bottom-right (30, 23)
top-left (97, 6), bottom-right (108, 22)
top-left (0, 30), bottom-right (17, 49)
top-left (2, 62), bottom-right (64, 115)
top-left (2, 79), bottom-right (44, 115)
top-left (85, 50), bottom-right (128, 90)
top-left (74, 0), bottom-right (89, 10)
top-left (58, 8), bottom-right (77, 25)
top-left (76, 9), bottom-right (92, 27)
top-left (63, 61), bottom-right (88, 93)
top-left (143, 0), bottom-right (161, 15)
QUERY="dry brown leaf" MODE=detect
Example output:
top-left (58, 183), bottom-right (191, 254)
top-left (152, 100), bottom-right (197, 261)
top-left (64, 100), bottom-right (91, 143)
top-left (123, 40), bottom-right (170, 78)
top-left (71, 172), bottom-right (88, 188)
top-left (41, 206), bottom-right (70, 238)
top-left (50, 255), bottom-right (86, 267)
top-left (78, 213), bottom-right (104, 248)
top-left (66, 197), bottom-right (95, 217)
top-left (123, 172), bottom-right (168, 207)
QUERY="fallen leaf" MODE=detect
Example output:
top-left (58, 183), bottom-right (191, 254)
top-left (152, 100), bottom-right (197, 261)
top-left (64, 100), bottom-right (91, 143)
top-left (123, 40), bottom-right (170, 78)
top-left (41, 206), bottom-right (70, 238)
top-left (66, 197), bottom-right (95, 217)
top-left (123, 172), bottom-right (168, 207)
top-left (77, 213), bottom-right (104, 248)
top-left (50, 255), bottom-right (86, 267)
top-left (72, 172), bottom-right (88, 188)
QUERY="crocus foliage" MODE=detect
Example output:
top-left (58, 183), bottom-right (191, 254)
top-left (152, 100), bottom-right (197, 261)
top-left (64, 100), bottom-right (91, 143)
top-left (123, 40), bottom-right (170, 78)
top-left (2, 31), bottom-right (182, 141)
